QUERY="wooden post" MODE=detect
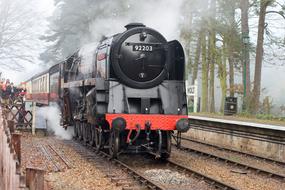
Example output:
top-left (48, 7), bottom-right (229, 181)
top-left (11, 133), bottom-right (21, 163)
top-left (32, 102), bottom-right (36, 135)
top-left (26, 167), bottom-right (45, 190)
top-left (8, 120), bottom-right (15, 133)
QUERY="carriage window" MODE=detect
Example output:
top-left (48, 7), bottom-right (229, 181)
top-left (43, 76), bottom-right (46, 92)
top-left (39, 78), bottom-right (41, 92)
top-left (40, 78), bottom-right (42, 92)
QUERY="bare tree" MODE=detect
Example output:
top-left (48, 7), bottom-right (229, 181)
top-left (250, 0), bottom-right (274, 114)
top-left (217, 45), bottom-right (227, 112)
top-left (240, 0), bottom-right (251, 105)
top-left (201, 29), bottom-right (208, 112)
top-left (191, 32), bottom-right (202, 84)
top-left (208, 0), bottom-right (216, 113)
top-left (227, 3), bottom-right (237, 97)
top-left (0, 0), bottom-right (41, 71)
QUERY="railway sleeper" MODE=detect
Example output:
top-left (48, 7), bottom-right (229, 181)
top-left (116, 181), bottom-right (132, 186)
top-left (175, 144), bottom-right (285, 181)
top-left (72, 141), bottom-right (167, 190)
top-left (122, 187), bottom-right (144, 190)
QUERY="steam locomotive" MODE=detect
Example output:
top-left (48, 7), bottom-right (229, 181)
top-left (24, 23), bottom-right (190, 159)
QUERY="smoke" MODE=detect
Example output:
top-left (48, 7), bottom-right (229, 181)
top-left (86, 0), bottom-right (185, 44)
top-left (37, 105), bottom-right (74, 140)
top-left (78, 42), bottom-right (99, 76)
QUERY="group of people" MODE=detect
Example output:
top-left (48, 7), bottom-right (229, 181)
top-left (0, 78), bottom-right (28, 127)
top-left (0, 79), bottom-right (25, 105)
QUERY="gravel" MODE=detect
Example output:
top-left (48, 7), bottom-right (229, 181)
top-left (119, 155), bottom-right (213, 190)
top-left (144, 169), bottom-right (191, 185)
top-left (171, 147), bottom-right (285, 190)
top-left (181, 135), bottom-right (285, 175)
top-left (21, 132), bottom-right (120, 190)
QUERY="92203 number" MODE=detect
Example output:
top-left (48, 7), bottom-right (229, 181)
top-left (133, 44), bottom-right (153, 52)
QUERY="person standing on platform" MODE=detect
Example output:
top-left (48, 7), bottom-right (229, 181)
top-left (0, 80), bottom-right (3, 104)
top-left (10, 82), bottom-right (16, 102)
top-left (1, 79), bottom-right (7, 105)
top-left (2, 79), bottom-right (11, 105)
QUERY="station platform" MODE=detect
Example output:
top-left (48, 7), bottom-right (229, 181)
top-left (188, 115), bottom-right (285, 132)
top-left (186, 114), bottom-right (285, 162)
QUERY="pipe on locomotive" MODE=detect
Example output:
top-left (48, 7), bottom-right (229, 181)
top-left (157, 130), bottom-right (162, 159)
top-left (127, 124), bottom-right (141, 145)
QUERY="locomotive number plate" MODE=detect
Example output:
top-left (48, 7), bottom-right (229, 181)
top-left (133, 44), bottom-right (153, 52)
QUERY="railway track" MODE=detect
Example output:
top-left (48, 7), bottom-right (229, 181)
top-left (176, 138), bottom-right (285, 181)
top-left (164, 160), bottom-right (238, 190)
top-left (38, 143), bottom-right (72, 172)
top-left (67, 140), bottom-right (158, 190)
top-left (180, 136), bottom-right (285, 165)
top-left (65, 139), bottom-right (238, 190)
top-left (39, 144), bottom-right (61, 172)
top-left (174, 144), bottom-right (285, 181)
top-left (48, 144), bottom-right (73, 169)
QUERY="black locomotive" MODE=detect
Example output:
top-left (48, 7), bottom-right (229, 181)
top-left (59, 23), bottom-right (190, 158)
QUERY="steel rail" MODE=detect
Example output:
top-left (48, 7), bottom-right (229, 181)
top-left (189, 124), bottom-right (284, 145)
top-left (39, 144), bottom-right (61, 172)
top-left (180, 136), bottom-right (285, 166)
top-left (48, 144), bottom-right (73, 169)
top-left (166, 160), bottom-right (239, 190)
top-left (173, 143), bottom-right (285, 181)
top-left (71, 139), bottom-right (239, 190)
top-left (98, 151), bottom-right (167, 190)
top-left (71, 140), bottom-right (167, 190)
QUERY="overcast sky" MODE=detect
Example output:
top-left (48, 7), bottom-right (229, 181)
top-left (2, 0), bottom-right (54, 84)
top-left (36, 0), bottom-right (54, 15)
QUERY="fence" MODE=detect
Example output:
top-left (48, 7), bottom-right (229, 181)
top-left (0, 107), bottom-right (24, 190)
top-left (0, 105), bottom-right (46, 190)
top-left (5, 102), bottom-right (33, 129)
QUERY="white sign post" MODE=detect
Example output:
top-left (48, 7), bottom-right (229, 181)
top-left (186, 80), bottom-right (198, 113)
top-left (32, 102), bottom-right (36, 135)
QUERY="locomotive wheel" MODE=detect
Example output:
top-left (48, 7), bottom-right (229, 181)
top-left (81, 122), bottom-right (86, 142)
top-left (109, 130), bottom-right (120, 158)
top-left (83, 123), bottom-right (90, 144)
top-left (80, 123), bottom-right (84, 141)
top-left (94, 126), bottom-right (103, 152)
top-left (161, 131), bottom-right (171, 160)
top-left (89, 125), bottom-right (95, 146)
top-left (74, 121), bottom-right (79, 139)
top-left (78, 122), bottom-right (83, 141)
top-left (87, 124), bottom-right (92, 144)
top-left (85, 124), bottom-right (93, 146)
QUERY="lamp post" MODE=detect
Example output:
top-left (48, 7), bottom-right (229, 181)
top-left (242, 34), bottom-right (250, 111)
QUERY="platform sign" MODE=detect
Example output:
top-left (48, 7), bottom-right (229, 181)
top-left (186, 84), bottom-right (195, 96)
top-left (186, 80), bottom-right (198, 113)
